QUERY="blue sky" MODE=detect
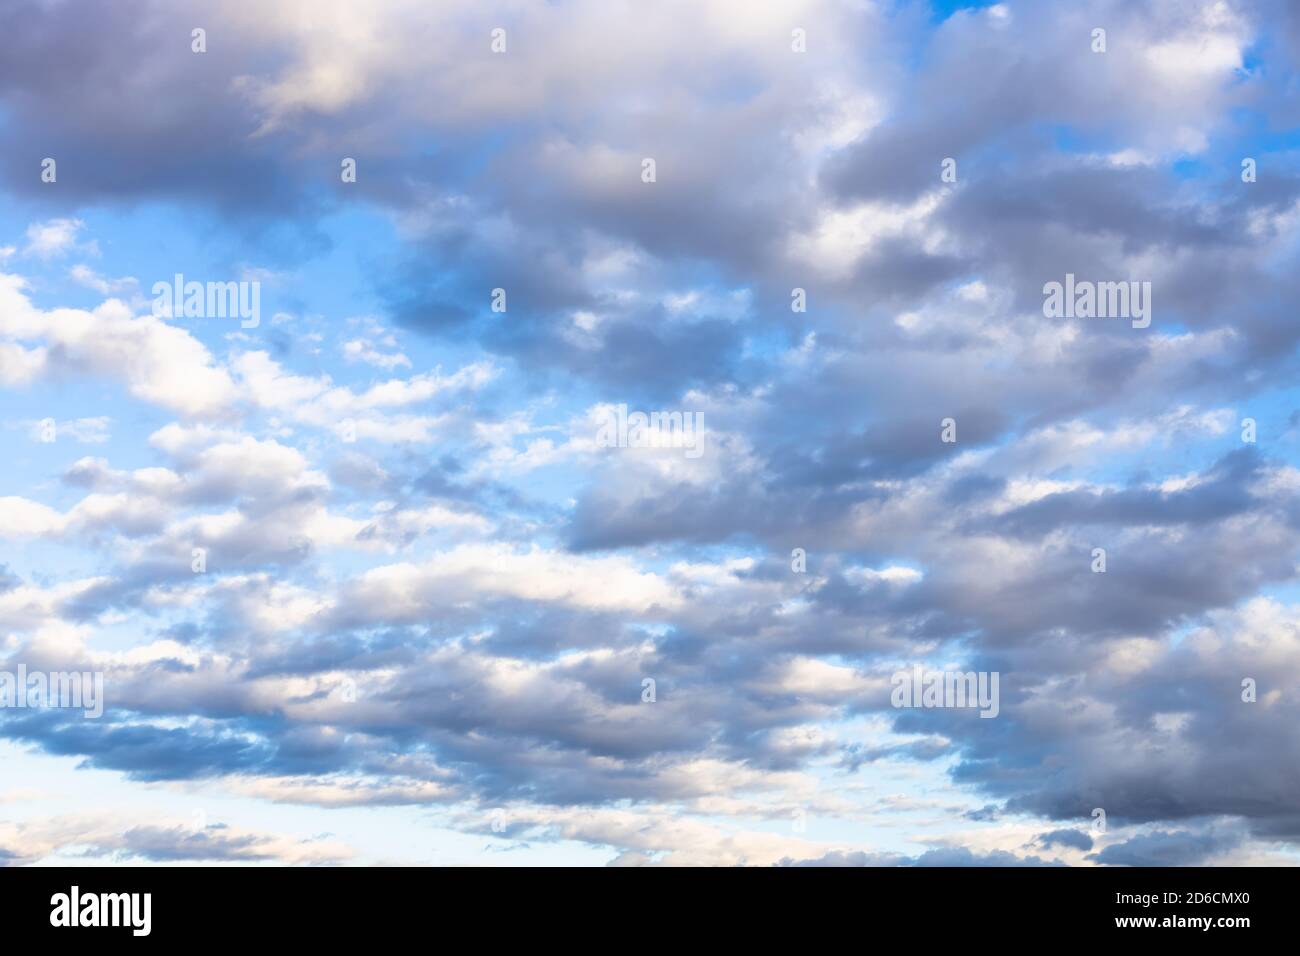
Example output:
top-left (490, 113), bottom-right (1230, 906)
top-left (2, 0), bottom-right (1300, 866)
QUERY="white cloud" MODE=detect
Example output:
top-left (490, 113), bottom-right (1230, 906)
top-left (23, 217), bottom-right (86, 258)
top-left (69, 263), bottom-right (139, 295)
top-left (0, 273), bottom-right (238, 417)
top-left (339, 543), bottom-right (682, 619)
top-left (342, 337), bottom-right (411, 369)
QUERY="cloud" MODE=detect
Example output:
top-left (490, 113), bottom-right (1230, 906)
top-left (0, 813), bottom-right (353, 866)
top-left (1, 0), bottom-right (1299, 866)
top-left (69, 264), bottom-right (139, 296)
top-left (1039, 828), bottom-right (1095, 851)
top-left (1091, 826), bottom-right (1245, 867)
top-left (23, 218), bottom-right (87, 258)
top-left (0, 273), bottom-right (238, 417)
top-left (778, 847), bottom-right (1062, 867)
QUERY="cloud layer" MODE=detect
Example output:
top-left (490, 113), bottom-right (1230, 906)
top-left (1, 0), bottom-right (1299, 866)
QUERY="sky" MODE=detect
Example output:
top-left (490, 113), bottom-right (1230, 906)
top-left (1, 0), bottom-right (1300, 867)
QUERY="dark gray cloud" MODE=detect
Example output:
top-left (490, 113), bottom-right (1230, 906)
top-left (1091, 826), bottom-right (1244, 866)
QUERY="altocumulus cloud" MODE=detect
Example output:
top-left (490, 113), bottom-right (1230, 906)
top-left (0, 0), bottom-right (1298, 866)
